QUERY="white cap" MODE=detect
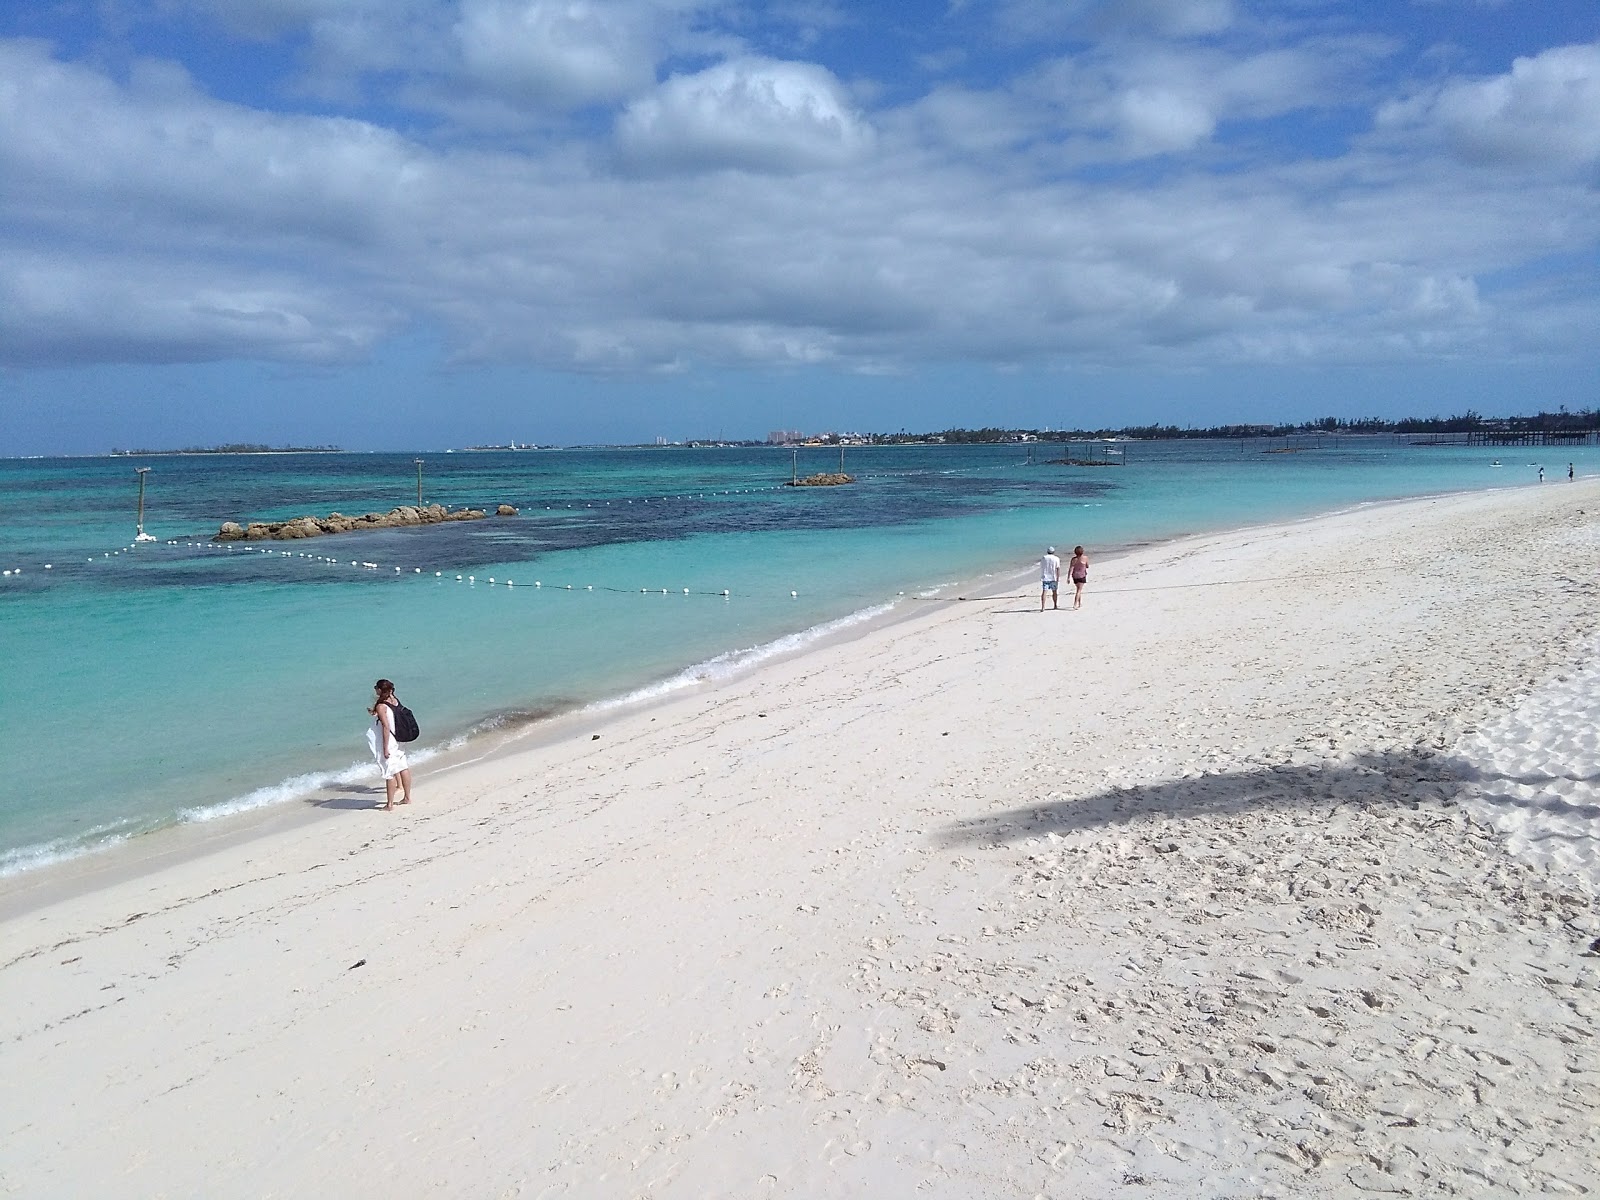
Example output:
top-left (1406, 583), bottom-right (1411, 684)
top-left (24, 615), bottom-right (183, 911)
top-left (1046, 546), bottom-right (1056, 554)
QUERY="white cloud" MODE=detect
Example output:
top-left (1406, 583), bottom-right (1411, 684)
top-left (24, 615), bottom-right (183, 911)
top-left (1115, 86), bottom-right (1215, 153)
top-left (0, 249), bottom-right (397, 366)
top-left (454, 0), bottom-right (666, 109)
top-left (0, 43), bottom-right (428, 244)
top-left (1094, 0), bottom-right (1235, 39)
top-left (614, 57), bottom-right (875, 173)
top-left (1379, 42), bottom-right (1600, 168)
top-left (1011, 41), bottom-right (1379, 161)
top-left (0, 30), bottom-right (1596, 380)
top-left (897, 85), bottom-right (1036, 156)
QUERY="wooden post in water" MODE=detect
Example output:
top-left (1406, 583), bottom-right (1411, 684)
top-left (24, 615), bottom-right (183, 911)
top-left (791, 449), bottom-right (798, 483)
top-left (415, 459), bottom-right (424, 506)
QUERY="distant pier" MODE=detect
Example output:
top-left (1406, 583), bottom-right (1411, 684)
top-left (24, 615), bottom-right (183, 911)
top-left (1464, 430), bottom-right (1598, 447)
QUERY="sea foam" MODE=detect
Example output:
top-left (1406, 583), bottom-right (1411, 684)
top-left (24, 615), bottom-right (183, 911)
top-left (584, 601), bottom-right (897, 713)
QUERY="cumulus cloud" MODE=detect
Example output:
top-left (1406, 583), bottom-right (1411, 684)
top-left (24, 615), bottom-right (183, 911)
top-left (1379, 41), bottom-right (1600, 168)
top-left (614, 57), bottom-right (874, 173)
top-left (454, 0), bottom-right (666, 109)
top-left (0, 40), bottom-right (419, 364)
top-left (1115, 86), bottom-right (1215, 153)
top-left (0, 27), bottom-right (1595, 379)
top-left (183, 0), bottom-right (704, 117)
top-left (0, 43), bottom-right (427, 245)
top-left (0, 249), bottom-right (396, 367)
top-left (1014, 41), bottom-right (1374, 160)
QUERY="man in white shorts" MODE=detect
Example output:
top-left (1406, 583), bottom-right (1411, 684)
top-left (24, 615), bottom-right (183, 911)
top-left (1039, 546), bottom-right (1062, 611)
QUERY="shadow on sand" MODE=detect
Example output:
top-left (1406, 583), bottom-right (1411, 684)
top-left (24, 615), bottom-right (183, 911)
top-left (936, 749), bottom-right (1474, 848)
top-left (306, 785), bottom-right (386, 812)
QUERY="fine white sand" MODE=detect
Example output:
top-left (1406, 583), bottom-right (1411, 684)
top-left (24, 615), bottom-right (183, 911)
top-left (3, 482), bottom-right (1598, 1198)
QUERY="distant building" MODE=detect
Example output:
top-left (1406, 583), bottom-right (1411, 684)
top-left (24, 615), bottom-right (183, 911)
top-left (767, 430), bottom-right (804, 445)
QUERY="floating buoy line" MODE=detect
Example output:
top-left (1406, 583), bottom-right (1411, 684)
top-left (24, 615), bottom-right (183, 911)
top-left (3, 537), bottom-right (794, 599)
top-left (0, 461), bottom-right (1036, 590)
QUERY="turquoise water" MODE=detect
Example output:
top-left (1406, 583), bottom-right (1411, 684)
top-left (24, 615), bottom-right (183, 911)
top-left (0, 439), bottom-right (1581, 874)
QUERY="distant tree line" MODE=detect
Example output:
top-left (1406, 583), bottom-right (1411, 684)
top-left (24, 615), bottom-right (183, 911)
top-left (110, 443), bottom-right (342, 455)
top-left (844, 408), bottom-right (1600, 444)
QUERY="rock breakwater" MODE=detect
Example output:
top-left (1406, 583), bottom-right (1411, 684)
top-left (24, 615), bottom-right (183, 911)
top-left (215, 503), bottom-right (510, 542)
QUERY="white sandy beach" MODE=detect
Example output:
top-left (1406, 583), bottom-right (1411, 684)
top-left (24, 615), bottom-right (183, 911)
top-left (3, 483), bottom-right (1598, 1198)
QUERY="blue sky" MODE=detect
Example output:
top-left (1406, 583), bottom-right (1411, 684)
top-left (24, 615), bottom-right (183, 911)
top-left (2, 0), bottom-right (1597, 452)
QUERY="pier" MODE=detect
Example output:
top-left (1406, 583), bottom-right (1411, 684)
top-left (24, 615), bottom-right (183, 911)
top-left (1464, 429), bottom-right (1598, 447)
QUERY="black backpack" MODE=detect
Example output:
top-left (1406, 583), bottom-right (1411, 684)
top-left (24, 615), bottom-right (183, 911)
top-left (390, 702), bottom-right (420, 743)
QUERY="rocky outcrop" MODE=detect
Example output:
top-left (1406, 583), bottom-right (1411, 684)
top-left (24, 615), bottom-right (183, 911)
top-left (215, 503), bottom-right (502, 541)
top-left (496, 504), bottom-right (518, 516)
top-left (785, 473), bottom-right (855, 487)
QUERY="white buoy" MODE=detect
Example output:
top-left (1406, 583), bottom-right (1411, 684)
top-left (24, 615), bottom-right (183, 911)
top-left (436, 572), bottom-right (442, 577)
top-left (722, 589), bottom-right (729, 596)
top-left (564, 584), bottom-right (572, 590)
top-left (456, 574), bottom-right (463, 580)
top-left (791, 590), bottom-right (798, 597)
top-left (45, 564), bottom-right (52, 569)
top-left (683, 588), bottom-right (689, 594)
top-left (661, 588), bottom-right (667, 594)
top-left (507, 581), bottom-right (513, 587)
top-left (414, 568), bottom-right (421, 573)
top-left (488, 577), bottom-right (495, 583)
top-left (468, 575), bottom-right (475, 582)
top-left (586, 585), bottom-right (593, 590)
top-left (535, 581), bottom-right (542, 587)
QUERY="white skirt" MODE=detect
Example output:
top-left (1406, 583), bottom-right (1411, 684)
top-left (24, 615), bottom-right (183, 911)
top-left (366, 727), bottom-right (410, 779)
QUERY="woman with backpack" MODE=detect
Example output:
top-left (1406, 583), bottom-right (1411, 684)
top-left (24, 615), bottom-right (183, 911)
top-left (368, 678), bottom-right (415, 810)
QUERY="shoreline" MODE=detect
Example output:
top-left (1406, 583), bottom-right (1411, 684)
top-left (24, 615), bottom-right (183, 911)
top-left (2, 481), bottom-right (1597, 1195)
top-left (0, 536), bottom-right (1047, 902)
top-left (0, 480), bottom-right (1537, 908)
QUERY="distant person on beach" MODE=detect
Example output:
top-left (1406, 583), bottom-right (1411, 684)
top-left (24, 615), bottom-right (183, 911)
top-left (1069, 546), bottom-right (1090, 609)
top-left (1040, 546), bottom-right (1062, 610)
top-left (1570, 463), bottom-right (1575, 481)
top-left (368, 678), bottom-right (413, 811)
top-left (1538, 466), bottom-right (1545, 482)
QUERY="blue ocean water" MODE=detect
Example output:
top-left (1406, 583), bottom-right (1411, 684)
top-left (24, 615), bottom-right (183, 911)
top-left (0, 439), bottom-right (1579, 875)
